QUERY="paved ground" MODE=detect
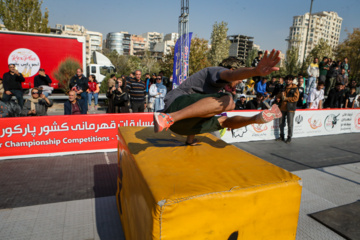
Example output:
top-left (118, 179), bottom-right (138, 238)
top-left (0, 133), bottom-right (359, 239)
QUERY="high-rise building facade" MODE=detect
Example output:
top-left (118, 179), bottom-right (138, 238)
top-left (286, 11), bottom-right (342, 62)
top-left (54, 24), bottom-right (103, 64)
top-left (141, 32), bottom-right (164, 51)
top-left (130, 35), bottom-right (147, 56)
top-left (228, 34), bottom-right (254, 62)
top-left (106, 32), bottom-right (131, 55)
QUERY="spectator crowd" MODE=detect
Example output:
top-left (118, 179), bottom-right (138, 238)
top-left (1, 54), bottom-right (360, 119)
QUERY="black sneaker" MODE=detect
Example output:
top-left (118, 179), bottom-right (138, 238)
top-left (285, 137), bottom-right (292, 144)
top-left (275, 136), bottom-right (285, 142)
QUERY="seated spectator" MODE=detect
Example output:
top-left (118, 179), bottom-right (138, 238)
top-left (235, 94), bottom-right (247, 110)
top-left (64, 90), bottom-right (87, 115)
top-left (0, 100), bottom-right (9, 118)
top-left (348, 80), bottom-right (359, 95)
top-left (245, 79), bottom-right (255, 95)
top-left (108, 77), bottom-right (129, 113)
top-left (323, 82), bottom-right (344, 108)
top-left (235, 79), bottom-right (245, 94)
top-left (87, 75), bottom-right (100, 110)
top-left (149, 75), bottom-right (167, 112)
top-left (271, 96), bottom-right (282, 107)
top-left (307, 81), bottom-right (325, 109)
top-left (22, 88), bottom-right (53, 116)
top-left (0, 77), bottom-right (4, 100)
top-left (224, 80), bottom-right (241, 100)
top-left (297, 77), bottom-right (305, 109)
top-left (255, 77), bottom-right (269, 98)
top-left (344, 87), bottom-right (357, 108)
top-left (266, 77), bottom-right (277, 97)
top-left (271, 77), bottom-right (285, 98)
top-left (246, 93), bottom-right (268, 110)
top-left (34, 68), bottom-right (53, 97)
top-left (336, 68), bottom-right (348, 86)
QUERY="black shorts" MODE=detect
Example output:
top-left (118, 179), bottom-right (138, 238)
top-left (164, 92), bottom-right (228, 135)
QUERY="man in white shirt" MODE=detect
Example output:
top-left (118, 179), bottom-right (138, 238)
top-left (307, 81), bottom-right (325, 109)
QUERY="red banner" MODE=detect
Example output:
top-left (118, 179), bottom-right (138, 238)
top-left (0, 113), bottom-right (153, 159)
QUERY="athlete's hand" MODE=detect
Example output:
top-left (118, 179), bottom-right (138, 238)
top-left (254, 49), bottom-right (280, 76)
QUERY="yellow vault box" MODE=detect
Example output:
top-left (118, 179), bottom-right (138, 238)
top-left (116, 127), bottom-right (302, 240)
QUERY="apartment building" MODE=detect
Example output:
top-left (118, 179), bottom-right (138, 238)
top-left (286, 11), bottom-right (342, 62)
top-left (228, 34), bottom-right (254, 61)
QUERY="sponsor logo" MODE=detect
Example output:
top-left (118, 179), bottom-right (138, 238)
top-left (308, 115), bottom-right (322, 129)
top-left (251, 124), bottom-right (268, 133)
top-left (355, 113), bottom-right (360, 130)
top-left (295, 115), bottom-right (303, 124)
top-left (324, 114), bottom-right (340, 132)
top-left (8, 48), bottom-right (41, 78)
top-left (232, 127), bottom-right (247, 138)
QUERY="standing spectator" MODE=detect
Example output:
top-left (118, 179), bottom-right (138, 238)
top-left (149, 75), bottom-right (167, 112)
top-left (108, 74), bottom-right (117, 88)
top-left (0, 101), bottom-right (9, 118)
top-left (297, 78), bottom-right (305, 109)
top-left (34, 68), bottom-right (53, 97)
top-left (324, 82), bottom-right (344, 108)
top-left (340, 57), bottom-right (350, 78)
top-left (87, 75), bottom-right (100, 110)
top-left (0, 77), bottom-right (4, 100)
top-left (127, 70), bottom-right (146, 113)
top-left (159, 71), bottom-right (172, 93)
top-left (307, 57), bottom-right (319, 94)
top-left (255, 77), bottom-right (269, 98)
top-left (344, 87), bottom-right (357, 108)
top-left (22, 87), bottom-right (53, 116)
top-left (151, 73), bottom-right (157, 85)
top-left (109, 77), bottom-right (129, 113)
top-left (2, 64), bottom-right (25, 108)
top-left (276, 75), bottom-right (299, 143)
top-left (69, 68), bottom-right (89, 112)
top-left (246, 93), bottom-right (268, 110)
top-left (336, 68), bottom-right (348, 87)
top-left (266, 76), bottom-right (277, 97)
top-left (64, 90), bottom-right (87, 115)
top-left (325, 62), bottom-right (339, 95)
top-left (307, 81), bottom-right (325, 109)
top-left (319, 57), bottom-right (329, 83)
top-left (235, 94), bottom-right (247, 110)
top-left (251, 51), bottom-right (263, 83)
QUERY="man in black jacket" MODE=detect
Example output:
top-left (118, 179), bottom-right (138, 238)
top-left (34, 68), bottom-right (53, 97)
top-left (324, 82), bottom-right (344, 108)
top-left (69, 68), bottom-right (89, 112)
top-left (2, 64), bottom-right (25, 108)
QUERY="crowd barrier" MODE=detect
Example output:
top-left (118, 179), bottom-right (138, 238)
top-left (1, 109), bottom-right (359, 160)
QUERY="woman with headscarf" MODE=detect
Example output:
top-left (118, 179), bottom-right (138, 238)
top-left (108, 77), bottom-right (129, 113)
top-left (246, 79), bottom-right (255, 95)
top-left (149, 75), bottom-right (167, 112)
top-left (22, 87), bottom-right (53, 116)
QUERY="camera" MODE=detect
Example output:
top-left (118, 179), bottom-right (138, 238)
top-left (38, 89), bottom-right (42, 95)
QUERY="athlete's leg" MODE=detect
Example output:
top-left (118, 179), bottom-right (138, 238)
top-left (218, 105), bottom-right (282, 130)
top-left (169, 94), bottom-right (234, 122)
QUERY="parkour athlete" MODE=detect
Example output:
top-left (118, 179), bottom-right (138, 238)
top-left (153, 49), bottom-right (282, 145)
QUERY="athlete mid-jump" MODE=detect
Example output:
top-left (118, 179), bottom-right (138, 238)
top-left (154, 49), bottom-right (282, 145)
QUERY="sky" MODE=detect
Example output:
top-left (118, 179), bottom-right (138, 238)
top-left (42, 0), bottom-right (360, 54)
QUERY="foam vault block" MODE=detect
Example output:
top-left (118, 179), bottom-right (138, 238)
top-left (116, 127), bottom-right (302, 240)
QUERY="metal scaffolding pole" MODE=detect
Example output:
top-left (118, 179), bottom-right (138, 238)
top-left (178, 0), bottom-right (189, 82)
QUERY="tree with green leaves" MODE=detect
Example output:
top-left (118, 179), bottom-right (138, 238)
top-left (335, 28), bottom-right (360, 80)
top-left (208, 21), bottom-right (231, 66)
top-left (0, 0), bottom-right (49, 33)
top-left (189, 37), bottom-right (212, 75)
top-left (159, 47), bottom-right (174, 78)
top-left (304, 38), bottom-right (334, 71)
top-left (245, 48), bottom-right (258, 67)
top-left (279, 46), bottom-right (301, 77)
top-left (53, 58), bottom-right (81, 93)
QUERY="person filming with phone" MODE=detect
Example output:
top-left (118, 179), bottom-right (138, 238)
top-left (22, 87), bottom-right (53, 116)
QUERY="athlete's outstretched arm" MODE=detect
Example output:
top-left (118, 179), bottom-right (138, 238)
top-left (220, 49), bottom-right (281, 82)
